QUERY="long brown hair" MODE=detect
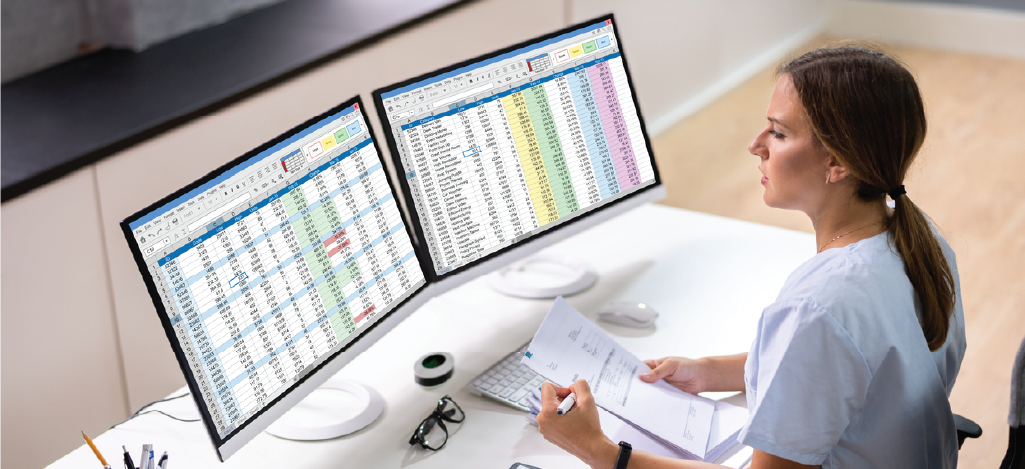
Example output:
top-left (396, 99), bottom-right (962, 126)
top-left (781, 46), bottom-right (955, 351)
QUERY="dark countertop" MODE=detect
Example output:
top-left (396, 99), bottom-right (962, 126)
top-left (1, 0), bottom-right (472, 202)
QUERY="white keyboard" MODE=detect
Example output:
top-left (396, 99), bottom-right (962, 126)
top-left (467, 342), bottom-right (545, 411)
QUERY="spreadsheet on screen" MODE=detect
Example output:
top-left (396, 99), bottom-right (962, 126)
top-left (378, 19), bottom-right (656, 276)
top-left (126, 103), bottom-right (426, 438)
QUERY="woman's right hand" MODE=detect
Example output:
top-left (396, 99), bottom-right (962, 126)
top-left (639, 357), bottom-right (709, 394)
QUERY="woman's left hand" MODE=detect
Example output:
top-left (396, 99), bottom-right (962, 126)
top-left (536, 380), bottom-right (619, 468)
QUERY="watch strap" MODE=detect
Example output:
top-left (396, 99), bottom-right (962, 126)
top-left (614, 441), bottom-right (632, 469)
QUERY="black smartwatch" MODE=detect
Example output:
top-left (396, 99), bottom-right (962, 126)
top-left (615, 441), bottom-right (632, 469)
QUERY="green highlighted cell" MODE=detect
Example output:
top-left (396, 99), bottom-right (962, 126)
top-left (282, 188), bottom-right (309, 217)
top-left (305, 245), bottom-right (332, 279)
top-left (291, 200), bottom-right (342, 246)
top-left (316, 275), bottom-right (345, 309)
top-left (330, 304), bottom-right (355, 342)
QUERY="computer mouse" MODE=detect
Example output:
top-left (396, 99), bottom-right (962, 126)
top-left (596, 302), bottom-right (659, 328)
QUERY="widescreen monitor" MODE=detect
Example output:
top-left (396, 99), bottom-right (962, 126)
top-left (373, 14), bottom-right (664, 294)
top-left (120, 96), bottom-right (430, 460)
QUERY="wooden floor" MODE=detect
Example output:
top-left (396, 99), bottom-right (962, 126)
top-left (650, 38), bottom-right (1025, 467)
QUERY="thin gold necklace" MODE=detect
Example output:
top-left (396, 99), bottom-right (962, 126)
top-left (817, 222), bottom-right (881, 253)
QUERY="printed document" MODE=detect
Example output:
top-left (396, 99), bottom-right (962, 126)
top-left (522, 297), bottom-right (716, 458)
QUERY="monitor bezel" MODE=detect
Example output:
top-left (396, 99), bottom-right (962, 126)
top-left (119, 95), bottom-right (430, 461)
top-left (372, 13), bottom-right (663, 286)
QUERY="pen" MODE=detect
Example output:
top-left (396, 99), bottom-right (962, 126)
top-left (556, 392), bottom-right (577, 415)
top-left (157, 451), bottom-right (168, 469)
top-left (141, 444), bottom-right (152, 469)
top-left (123, 445), bottom-right (135, 469)
top-left (81, 431), bottom-right (111, 469)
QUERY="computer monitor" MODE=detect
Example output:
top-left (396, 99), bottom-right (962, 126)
top-left (372, 14), bottom-right (664, 295)
top-left (120, 97), bottom-right (430, 461)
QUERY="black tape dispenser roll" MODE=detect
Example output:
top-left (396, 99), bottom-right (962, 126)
top-left (414, 352), bottom-right (454, 386)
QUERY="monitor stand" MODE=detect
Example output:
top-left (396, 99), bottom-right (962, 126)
top-left (488, 254), bottom-right (598, 298)
top-left (265, 378), bottom-right (383, 440)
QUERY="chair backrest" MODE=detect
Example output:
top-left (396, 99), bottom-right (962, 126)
top-left (1000, 335), bottom-right (1025, 469)
top-left (1012, 335), bottom-right (1025, 428)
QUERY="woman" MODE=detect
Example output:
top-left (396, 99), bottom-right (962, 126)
top-left (536, 46), bottom-right (966, 468)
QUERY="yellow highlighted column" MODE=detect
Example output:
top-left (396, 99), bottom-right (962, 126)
top-left (502, 92), bottom-right (557, 226)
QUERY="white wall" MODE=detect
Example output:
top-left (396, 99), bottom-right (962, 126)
top-left (825, 0), bottom-right (1025, 60)
top-left (1, 168), bottom-right (129, 469)
top-left (1, 0), bottom-right (832, 467)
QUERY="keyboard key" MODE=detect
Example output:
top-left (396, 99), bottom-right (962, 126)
top-left (489, 385), bottom-right (505, 395)
top-left (477, 382), bottom-right (493, 391)
top-left (510, 388), bottom-right (529, 402)
top-left (486, 377), bottom-right (498, 385)
top-left (499, 387), bottom-right (515, 398)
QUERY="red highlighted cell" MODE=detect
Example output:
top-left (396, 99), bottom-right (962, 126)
top-left (354, 304), bottom-right (376, 323)
top-left (327, 239), bottom-right (351, 258)
top-left (323, 229), bottom-right (347, 248)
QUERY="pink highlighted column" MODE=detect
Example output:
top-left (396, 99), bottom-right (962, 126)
top-left (587, 62), bottom-right (641, 191)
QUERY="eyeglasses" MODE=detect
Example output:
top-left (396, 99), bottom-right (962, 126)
top-left (409, 395), bottom-right (465, 450)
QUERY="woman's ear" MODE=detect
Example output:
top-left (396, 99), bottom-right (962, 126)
top-left (826, 155), bottom-right (851, 183)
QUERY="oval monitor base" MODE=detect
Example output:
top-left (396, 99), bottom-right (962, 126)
top-left (489, 254), bottom-right (598, 298)
top-left (265, 378), bottom-right (383, 440)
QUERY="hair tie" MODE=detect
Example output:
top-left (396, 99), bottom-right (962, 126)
top-left (888, 185), bottom-right (906, 199)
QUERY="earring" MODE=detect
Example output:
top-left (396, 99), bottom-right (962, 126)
top-left (825, 172), bottom-right (830, 184)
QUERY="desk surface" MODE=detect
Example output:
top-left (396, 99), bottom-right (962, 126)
top-left (49, 204), bottom-right (814, 468)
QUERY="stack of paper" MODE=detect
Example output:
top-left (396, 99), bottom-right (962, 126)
top-left (521, 297), bottom-right (747, 462)
top-left (525, 390), bottom-right (747, 463)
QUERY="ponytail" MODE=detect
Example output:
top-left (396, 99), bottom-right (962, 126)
top-left (889, 195), bottom-right (955, 350)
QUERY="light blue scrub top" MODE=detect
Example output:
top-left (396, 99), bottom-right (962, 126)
top-left (739, 229), bottom-right (966, 468)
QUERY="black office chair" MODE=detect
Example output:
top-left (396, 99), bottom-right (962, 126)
top-left (999, 334), bottom-right (1025, 469)
top-left (955, 413), bottom-right (982, 449)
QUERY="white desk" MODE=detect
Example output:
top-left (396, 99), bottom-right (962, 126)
top-left (50, 205), bottom-right (814, 469)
